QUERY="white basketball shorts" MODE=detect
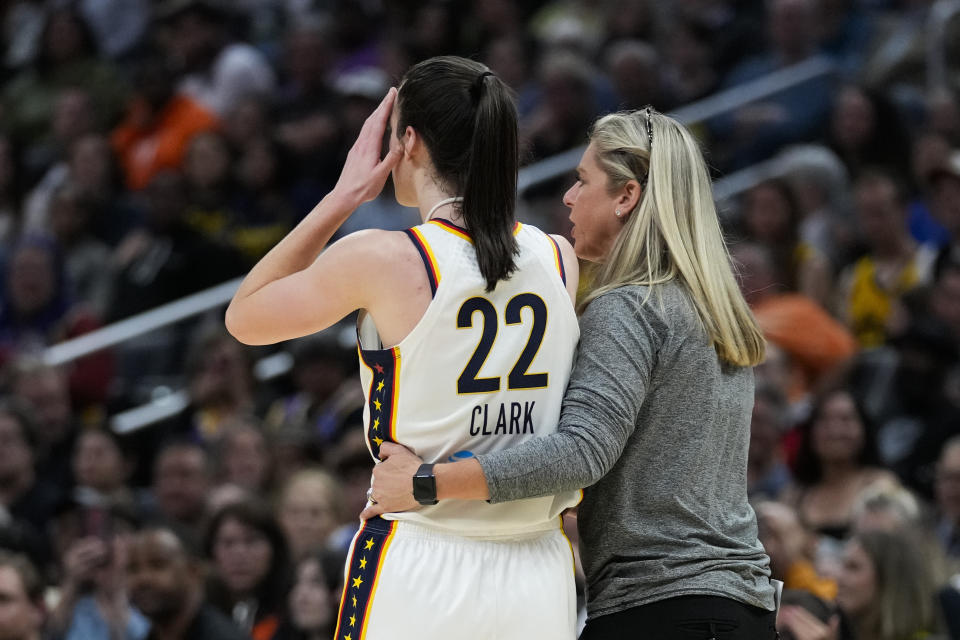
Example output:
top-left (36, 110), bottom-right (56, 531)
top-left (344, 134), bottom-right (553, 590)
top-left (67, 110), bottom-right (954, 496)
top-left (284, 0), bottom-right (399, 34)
top-left (333, 515), bottom-right (577, 640)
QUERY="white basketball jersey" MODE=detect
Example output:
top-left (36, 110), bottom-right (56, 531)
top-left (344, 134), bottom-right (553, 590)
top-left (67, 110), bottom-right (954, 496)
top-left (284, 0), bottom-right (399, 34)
top-left (357, 219), bottom-right (581, 536)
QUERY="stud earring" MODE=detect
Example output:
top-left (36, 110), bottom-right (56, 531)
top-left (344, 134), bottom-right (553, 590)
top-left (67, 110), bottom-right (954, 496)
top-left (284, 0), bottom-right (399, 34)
top-left (615, 209), bottom-right (622, 217)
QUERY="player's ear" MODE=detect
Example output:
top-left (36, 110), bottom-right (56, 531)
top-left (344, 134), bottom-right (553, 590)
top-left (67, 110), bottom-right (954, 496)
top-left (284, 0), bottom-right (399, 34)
top-left (403, 125), bottom-right (419, 159)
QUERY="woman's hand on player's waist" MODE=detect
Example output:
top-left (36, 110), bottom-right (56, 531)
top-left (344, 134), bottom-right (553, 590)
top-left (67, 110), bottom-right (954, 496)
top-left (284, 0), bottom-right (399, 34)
top-left (361, 442), bottom-right (423, 519)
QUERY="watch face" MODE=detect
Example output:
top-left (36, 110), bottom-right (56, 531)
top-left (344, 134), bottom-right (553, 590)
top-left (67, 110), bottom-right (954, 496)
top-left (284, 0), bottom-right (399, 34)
top-left (413, 467), bottom-right (437, 505)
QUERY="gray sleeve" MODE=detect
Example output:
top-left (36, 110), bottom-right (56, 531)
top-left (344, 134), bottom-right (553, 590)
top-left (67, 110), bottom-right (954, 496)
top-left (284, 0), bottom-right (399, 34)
top-left (475, 288), bottom-right (662, 503)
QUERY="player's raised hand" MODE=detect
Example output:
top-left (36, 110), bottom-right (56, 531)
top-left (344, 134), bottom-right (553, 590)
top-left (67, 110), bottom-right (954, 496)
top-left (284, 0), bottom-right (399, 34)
top-left (361, 442), bottom-right (423, 519)
top-left (332, 86), bottom-right (403, 207)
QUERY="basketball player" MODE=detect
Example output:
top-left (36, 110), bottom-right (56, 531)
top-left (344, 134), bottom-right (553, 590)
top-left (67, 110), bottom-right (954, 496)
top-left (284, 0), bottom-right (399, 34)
top-left (226, 57), bottom-right (580, 639)
top-left (364, 108), bottom-right (780, 639)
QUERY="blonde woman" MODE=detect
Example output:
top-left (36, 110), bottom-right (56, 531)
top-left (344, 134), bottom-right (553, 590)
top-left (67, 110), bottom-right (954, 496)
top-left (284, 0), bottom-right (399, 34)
top-left (365, 108), bottom-right (779, 639)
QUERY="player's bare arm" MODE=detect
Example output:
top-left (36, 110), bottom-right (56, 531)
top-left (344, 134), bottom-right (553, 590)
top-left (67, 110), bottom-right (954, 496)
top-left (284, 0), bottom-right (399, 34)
top-left (226, 88), bottom-right (405, 345)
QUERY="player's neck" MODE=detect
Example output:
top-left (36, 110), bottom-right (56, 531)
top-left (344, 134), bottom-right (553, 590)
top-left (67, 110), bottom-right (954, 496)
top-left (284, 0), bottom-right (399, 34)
top-left (414, 177), bottom-right (465, 226)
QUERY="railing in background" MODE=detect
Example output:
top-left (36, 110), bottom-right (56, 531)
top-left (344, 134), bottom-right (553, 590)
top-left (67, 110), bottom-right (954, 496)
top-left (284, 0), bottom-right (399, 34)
top-left (516, 55), bottom-right (836, 192)
top-left (927, 0), bottom-right (960, 92)
top-left (39, 56), bottom-right (838, 434)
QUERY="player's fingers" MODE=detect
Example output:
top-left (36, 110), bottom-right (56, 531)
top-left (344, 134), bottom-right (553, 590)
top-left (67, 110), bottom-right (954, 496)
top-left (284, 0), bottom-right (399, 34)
top-left (371, 147), bottom-right (402, 183)
top-left (360, 503), bottom-right (385, 520)
top-left (359, 88), bottom-right (396, 144)
top-left (378, 442), bottom-right (404, 460)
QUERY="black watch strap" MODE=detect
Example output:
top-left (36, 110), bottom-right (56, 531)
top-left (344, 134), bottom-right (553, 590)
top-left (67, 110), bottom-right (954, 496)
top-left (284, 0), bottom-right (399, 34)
top-left (412, 463), bottom-right (438, 505)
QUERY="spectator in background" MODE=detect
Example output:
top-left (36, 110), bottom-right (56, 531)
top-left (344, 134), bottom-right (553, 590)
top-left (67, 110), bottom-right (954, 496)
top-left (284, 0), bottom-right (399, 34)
top-left (72, 429), bottom-right (133, 507)
top-left (603, 40), bottom-right (664, 111)
top-left (935, 436), bottom-right (960, 558)
top-left (756, 501), bottom-right (837, 602)
top-left (8, 360), bottom-right (77, 490)
top-left (41, 133), bottom-right (141, 247)
top-left (748, 383), bottom-right (793, 501)
top-left (75, 0), bottom-right (150, 60)
top-left (850, 481), bottom-right (924, 533)
top-left (483, 35), bottom-right (538, 118)
top-left (931, 258), bottom-right (960, 345)
top-left (602, 0), bottom-right (656, 44)
top-left (20, 87), bottom-right (96, 209)
top-left (871, 317), bottom-right (960, 495)
top-left (660, 17), bottom-right (720, 105)
top-left (0, 237), bottom-right (69, 352)
top-left (0, 399), bottom-right (61, 550)
top-left (126, 528), bottom-right (247, 640)
top-left (732, 243), bottom-right (856, 408)
top-left (274, 15), bottom-right (341, 191)
top-left (462, 0), bottom-right (527, 54)
top-left (839, 171), bottom-right (936, 348)
top-left (47, 182), bottom-right (114, 318)
top-left (927, 89), bottom-right (960, 147)
top-left (835, 530), bottom-right (944, 640)
top-left (109, 171), bottom-right (243, 321)
top-left (908, 132), bottom-right (952, 249)
top-left (529, 0), bottom-right (606, 55)
top-left (48, 504), bottom-right (148, 640)
top-left (712, 0), bottom-right (832, 168)
top-left (0, 238), bottom-right (114, 407)
top-left (774, 145), bottom-right (853, 268)
top-left (216, 421), bottom-right (273, 496)
top-left (522, 51), bottom-right (600, 160)
top-left (180, 328), bottom-right (257, 443)
top-left (739, 178), bottom-right (833, 307)
top-left (205, 501), bottom-right (291, 640)
top-left (182, 131), bottom-right (243, 256)
top-left (0, 135), bottom-right (25, 244)
top-left (0, 551), bottom-right (45, 640)
top-left (777, 589), bottom-right (843, 640)
top-left (818, 0), bottom-right (875, 74)
top-left (147, 440), bottom-right (212, 553)
top-left (263, 336), bottom-right (360, 450)
top-left (276, 470), bottom-right (342, 562)
top-left (230, 136), bottom-right (294, 262)
top-left (278, 550), bottom-right (338, 640)
top-left (1, 7), bottom-right (126, 152)
top-left (111, 52), bottom-right (219, 192)
top-left (406, 2), bottom-right (461, 63)
top-left (930, 150), bottom-right (960, 266)
top-left (826, 85), bottom-right (912, 181)
top-left (784, 388), bottom-right (898, 542)
top-left (860, 0), bottom-right (941, 93)
top-left (157, 0), bottom-right (276, 119)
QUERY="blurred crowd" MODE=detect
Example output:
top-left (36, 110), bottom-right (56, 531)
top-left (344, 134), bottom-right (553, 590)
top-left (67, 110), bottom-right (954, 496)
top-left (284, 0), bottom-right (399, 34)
top-left (1, 0), bottom-right (960, 639)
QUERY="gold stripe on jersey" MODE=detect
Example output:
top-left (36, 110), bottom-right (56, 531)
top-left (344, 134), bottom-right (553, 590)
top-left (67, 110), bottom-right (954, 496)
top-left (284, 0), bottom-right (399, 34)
top-left (429, 219), bottom-right (523, 243)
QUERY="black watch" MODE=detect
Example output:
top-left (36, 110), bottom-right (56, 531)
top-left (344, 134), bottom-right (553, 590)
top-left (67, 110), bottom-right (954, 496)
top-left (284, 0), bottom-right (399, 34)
top-left (412, 463), bottom-right (438, 505)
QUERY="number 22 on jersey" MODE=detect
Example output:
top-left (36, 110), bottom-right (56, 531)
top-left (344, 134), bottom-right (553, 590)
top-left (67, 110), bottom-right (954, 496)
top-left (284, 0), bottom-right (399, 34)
top-left (456, 293), bottom-right (548, 394)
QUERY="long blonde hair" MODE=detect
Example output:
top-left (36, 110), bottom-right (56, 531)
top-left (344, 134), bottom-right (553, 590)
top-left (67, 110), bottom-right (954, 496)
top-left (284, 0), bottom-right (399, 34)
top-left (581, 109), bottom-right (765, 367)
top-left (851, 530), bottom-right (943, 640)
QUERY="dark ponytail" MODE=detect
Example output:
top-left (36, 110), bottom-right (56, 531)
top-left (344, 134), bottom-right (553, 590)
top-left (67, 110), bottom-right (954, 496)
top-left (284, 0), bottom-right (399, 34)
top-left (397, 56), bottom-right (519, 291)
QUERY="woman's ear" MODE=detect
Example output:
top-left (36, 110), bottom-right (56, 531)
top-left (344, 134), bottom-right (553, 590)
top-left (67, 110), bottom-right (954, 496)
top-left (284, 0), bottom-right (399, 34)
top-left (617, 179), bottom-right (642, 219)
top-left (402, 125), bottom-right (418, 159)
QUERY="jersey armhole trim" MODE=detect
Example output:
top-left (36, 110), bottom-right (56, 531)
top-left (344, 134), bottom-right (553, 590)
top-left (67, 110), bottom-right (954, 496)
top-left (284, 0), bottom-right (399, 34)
top-left (546, 234), bottom-right (567, 285)
top-left (404, 228), bottom-right (440, 297)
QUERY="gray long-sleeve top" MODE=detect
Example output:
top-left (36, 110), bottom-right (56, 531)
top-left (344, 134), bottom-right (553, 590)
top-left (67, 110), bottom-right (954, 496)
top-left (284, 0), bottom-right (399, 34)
top-left (475, 282), bottom-right (776, 618)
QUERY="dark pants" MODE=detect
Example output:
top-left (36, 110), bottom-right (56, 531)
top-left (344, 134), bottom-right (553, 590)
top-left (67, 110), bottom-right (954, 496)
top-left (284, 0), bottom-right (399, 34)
top-left (579, 595), bottom-right (778, 640)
